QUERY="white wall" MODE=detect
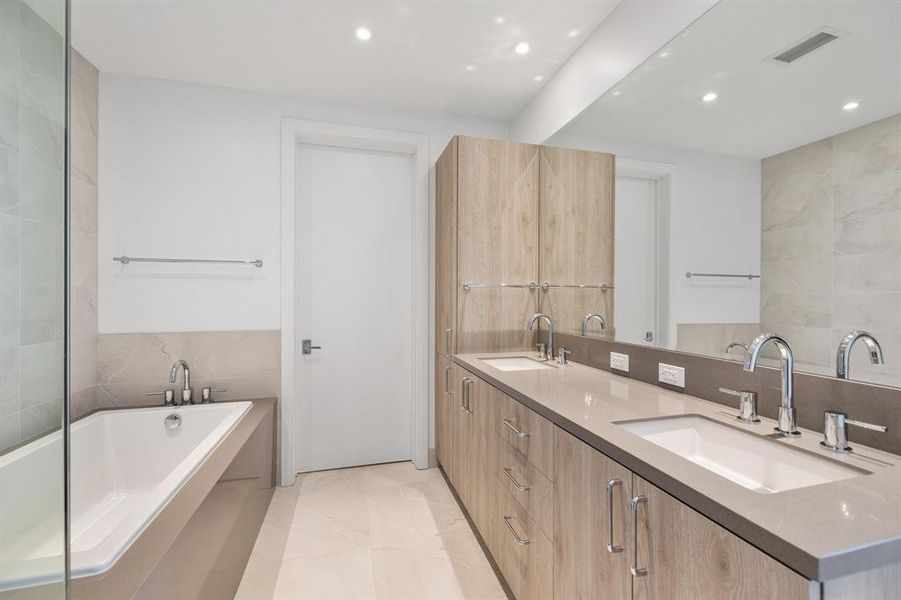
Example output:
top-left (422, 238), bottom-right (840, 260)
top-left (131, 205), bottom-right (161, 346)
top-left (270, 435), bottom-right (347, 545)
top-left (98, 73), bottom-right (508, 333)
top-left (547, 130), bottom-right (761, 346)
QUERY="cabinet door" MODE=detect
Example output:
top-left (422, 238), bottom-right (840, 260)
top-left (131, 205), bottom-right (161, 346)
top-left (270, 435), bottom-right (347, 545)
top-left (456, 136), bottom-right (539, 353)
top-left (435, 354), bottom-right (454, 474)
top-left (436, 138), bottom-right (457, 357)
top-left (452, 365), bottom-right (474, 506)
top-left (539, 146), bottom-right (615, 337)
top-left (632, 476), bottom-right (812, 600)
top-left (553, 426), bottom-right (632, 600)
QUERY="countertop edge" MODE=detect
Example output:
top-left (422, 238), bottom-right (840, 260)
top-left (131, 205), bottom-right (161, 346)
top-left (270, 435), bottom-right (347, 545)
top-left (453, 355), bottom-right (901, 582)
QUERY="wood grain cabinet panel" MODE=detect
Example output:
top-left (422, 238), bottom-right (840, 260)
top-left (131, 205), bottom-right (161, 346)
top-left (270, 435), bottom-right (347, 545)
top-left (498, 437), bottom-right (554, 540)
top-left (538, 145), bottom-right (615, 338)
top-left (553, 426), bottom-right (633, 600)
top-left (497, 393), bottom-right (554, 480)
top-left (632, 475), bottom-right (812, 600)
top-left (496, 486), bottom-right (554, 600)
top-left (456, 136), bottom-right (540, 354)
top-left (435, 354), bottom-right (454, 473)
top-left (435, 138), bottom-right (457, 358)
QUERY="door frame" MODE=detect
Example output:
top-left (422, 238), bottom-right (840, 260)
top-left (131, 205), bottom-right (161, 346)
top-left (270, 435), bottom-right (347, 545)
top-left (280, 118), bottom-right (430, 485)
top-left (615, 158), bottom-right (674, 348)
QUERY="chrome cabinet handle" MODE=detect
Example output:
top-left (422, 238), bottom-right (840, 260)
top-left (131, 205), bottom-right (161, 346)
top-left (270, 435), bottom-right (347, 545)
top-left (444, 366), bottom-right (452, 395)
top-left (503, 418), bottom-right (531, 438)
top-left (630, 495), bottom-right (648, 577)
top-left (444, 328), bottom-right (453, 355)
top-left (502, 515), bottom-right (530, 545)
top-left (503, 467), bottom-right (531, 492)
top-left (606, 479), bottom-right (624, 553)
top-left (461, 378), bottom-right (473, 414)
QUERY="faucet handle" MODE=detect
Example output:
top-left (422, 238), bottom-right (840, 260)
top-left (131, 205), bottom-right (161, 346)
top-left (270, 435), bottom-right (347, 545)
top-left (536, 343), bottom-right (547, 360)
top-left (556, 347), bottom-right (573, 365)
top-left (719, 388), bottom-right (760, 423)
top-left (201, 387), bottom-right (228, 403)
top-left (822, 410), bottom-right (887, 453)
top-left (147, 389), bottom-right (176, 406)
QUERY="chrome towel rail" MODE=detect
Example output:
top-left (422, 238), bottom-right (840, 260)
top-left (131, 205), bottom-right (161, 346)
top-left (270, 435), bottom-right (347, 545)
top-left (113, 256), bottom-right (263, 267)
top-left (542, 282), bottom-right (614, 291)
top-left (462, 282), bottom-right (538, 291)
top-left (685, 271), bottom-right (758, 280)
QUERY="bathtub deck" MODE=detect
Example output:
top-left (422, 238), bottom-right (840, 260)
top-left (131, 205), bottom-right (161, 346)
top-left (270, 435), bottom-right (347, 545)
top-left (236, 461), bottom-right (506, 600)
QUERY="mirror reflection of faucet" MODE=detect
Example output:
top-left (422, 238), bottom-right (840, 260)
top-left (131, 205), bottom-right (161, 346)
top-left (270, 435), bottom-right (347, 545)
top-left (836, 330), bottom-right (884, 381)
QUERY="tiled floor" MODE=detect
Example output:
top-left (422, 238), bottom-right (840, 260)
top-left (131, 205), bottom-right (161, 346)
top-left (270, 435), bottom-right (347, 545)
top-left (235, 462), bottom-right (507, 600)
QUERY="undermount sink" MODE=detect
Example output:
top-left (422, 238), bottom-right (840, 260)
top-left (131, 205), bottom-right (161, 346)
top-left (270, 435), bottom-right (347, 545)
top-left (617, 415), bottom-right (868, 494)
top-left (480, 356), bottom-right (556, 372)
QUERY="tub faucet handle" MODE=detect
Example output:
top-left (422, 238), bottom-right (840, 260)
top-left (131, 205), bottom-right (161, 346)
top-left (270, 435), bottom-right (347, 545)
top-left (146, 389), bottom-right (176, 407)
top-left (201, 387), bottom-right (228, 403)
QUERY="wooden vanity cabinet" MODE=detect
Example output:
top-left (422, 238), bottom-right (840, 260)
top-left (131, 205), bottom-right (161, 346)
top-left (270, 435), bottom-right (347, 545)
top-left (631, 476), bottom-right (812, 600)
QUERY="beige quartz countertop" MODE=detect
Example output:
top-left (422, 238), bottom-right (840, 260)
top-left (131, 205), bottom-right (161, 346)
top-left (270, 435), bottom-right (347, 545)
top-left (454, 353), bottom-right (901, 582)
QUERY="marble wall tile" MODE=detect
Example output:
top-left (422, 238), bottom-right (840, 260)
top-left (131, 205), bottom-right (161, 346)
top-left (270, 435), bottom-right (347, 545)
top-left (0, 214), bottom-right (19, 281)
top-left (675, 322), bottom-right (760, 358)
top-left (0, 146), bottom-right (19, 214)
top-left (19, 340), bottom-right (63, 410)
top-left (0, 348), bottom-right (18, 416)
top-left (761, 112), bottom-right (901, 387)
top-left (94, 331), bottom-right (280, 410)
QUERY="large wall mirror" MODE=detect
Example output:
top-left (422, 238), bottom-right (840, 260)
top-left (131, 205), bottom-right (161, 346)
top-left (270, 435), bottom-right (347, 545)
top-left (549, 0), bottom-right (901, 388)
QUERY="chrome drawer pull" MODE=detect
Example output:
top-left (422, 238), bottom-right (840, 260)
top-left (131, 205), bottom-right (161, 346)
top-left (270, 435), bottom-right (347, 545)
top-left (503, 418), bottom-right (531, 438)
top-left (502, 515), bottom-right (531, 545)
top-left (503, 467), bottom-right (531, 492)
top-left (444, 328), bottom-right (453, 355)
top-left (630, 495), bottom-right (648, 577)
top-left (444, 365), bottom-right (452, 395)
top-left (461, 378), bottom-right (474, 414)
top-left (606, 479), bottom-right (623, 553)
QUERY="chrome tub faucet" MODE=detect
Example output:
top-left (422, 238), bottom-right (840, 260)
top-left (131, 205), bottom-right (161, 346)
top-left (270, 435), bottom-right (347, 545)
top-left (169, 359), bottom-right (193, 405)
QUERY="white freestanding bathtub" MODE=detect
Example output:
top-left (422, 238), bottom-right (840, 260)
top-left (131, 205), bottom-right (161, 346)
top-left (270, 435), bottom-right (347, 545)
top-left (0, 401), bottom-right (252, 592)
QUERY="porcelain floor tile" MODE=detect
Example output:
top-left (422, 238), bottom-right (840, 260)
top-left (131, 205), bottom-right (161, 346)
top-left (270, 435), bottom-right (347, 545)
top-left (238, 462), bottom-right (505, 600)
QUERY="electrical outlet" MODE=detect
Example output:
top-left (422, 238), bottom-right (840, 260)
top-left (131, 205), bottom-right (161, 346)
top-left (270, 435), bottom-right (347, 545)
top-left (658, 363), bottom-right (685, 388)
top-left (610, 352), bottom-right (630, 372)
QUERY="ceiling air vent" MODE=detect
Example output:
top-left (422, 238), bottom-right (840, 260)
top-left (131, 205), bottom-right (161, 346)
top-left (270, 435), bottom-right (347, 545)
top-left (771, 30), bottom-right (840, 64)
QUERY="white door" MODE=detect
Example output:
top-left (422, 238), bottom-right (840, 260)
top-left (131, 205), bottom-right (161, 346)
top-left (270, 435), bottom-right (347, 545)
top-left (296, 144), bottom-right (414, 472)
top-left (614, 176), bottom-right (658, 346)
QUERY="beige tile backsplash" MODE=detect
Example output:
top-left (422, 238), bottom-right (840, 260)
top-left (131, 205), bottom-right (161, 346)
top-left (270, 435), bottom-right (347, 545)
top-left (95, 330), bottom-right (280, 410)
top-left (761, 112), bottom-right (901, 387)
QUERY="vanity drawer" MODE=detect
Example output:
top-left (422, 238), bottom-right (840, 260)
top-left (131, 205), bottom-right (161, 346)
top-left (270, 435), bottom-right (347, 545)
top-left (497, 394), bottom-right (554, 479)
top-left (497, 438), bottom-right (554, 540)
top-left (495, 486), bottom-right (554, 600)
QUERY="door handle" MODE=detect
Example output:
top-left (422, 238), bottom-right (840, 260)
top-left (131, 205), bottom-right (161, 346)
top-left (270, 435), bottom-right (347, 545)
top-left (630, 495), bottom-right (649, 577)
top-left (461, 378), bottom-right (474, 414)
top-left (302, 339), bottom-right (322, 354)
top-left (606, 479), bottom-right (623, 553)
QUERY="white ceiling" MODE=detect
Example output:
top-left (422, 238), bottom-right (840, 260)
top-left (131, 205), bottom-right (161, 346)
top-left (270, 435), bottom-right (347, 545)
top-left (560, 0), bottom-right (901, 158)
top-left (71, 0), bottom-right (620, 122)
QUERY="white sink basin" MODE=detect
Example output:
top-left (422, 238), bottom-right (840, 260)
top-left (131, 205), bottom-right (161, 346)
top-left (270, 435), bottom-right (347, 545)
top-left (617, 415), bottom-right (867, 493)
top-left (480, 357), bottom-right (556, 372)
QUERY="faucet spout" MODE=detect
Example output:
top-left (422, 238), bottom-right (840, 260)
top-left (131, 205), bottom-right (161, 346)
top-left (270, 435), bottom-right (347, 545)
top-left (169, 360), bottom-right (193, 405)
top-left (527, 313), bottom-right (554, 361)
top-left (836, 330), bottom-right (884, 380)
top-left (744, 333), bottom-right (798, 436)
top-left (581, 313), bottom-right (607, 336)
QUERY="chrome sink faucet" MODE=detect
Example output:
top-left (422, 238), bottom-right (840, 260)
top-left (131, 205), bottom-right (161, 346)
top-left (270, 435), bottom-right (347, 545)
top-left (169, 359), bottom-right (193, 405)
top-left (581, 313), bottom-right (607, 336)
top-left (744, 333), bottom-right (799, 436)
top-left (528, 313), bottom-right (554, 361)
top-left (836, 330), bottom-right (884, 380)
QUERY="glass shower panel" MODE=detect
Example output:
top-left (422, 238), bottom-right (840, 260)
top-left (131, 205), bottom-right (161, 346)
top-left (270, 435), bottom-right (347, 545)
top-left (0, 0), bottom-right (68, 597)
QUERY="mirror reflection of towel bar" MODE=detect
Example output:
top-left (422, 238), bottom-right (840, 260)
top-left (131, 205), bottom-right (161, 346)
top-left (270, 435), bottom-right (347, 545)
top-left (685, 271), bottom-right (758, 280)
top-left (462, 282), bottom-right (538, 291)
top-left (113, 256), bottom-right (263, 267)
top-left (542, 282), bottom-right (614, 291)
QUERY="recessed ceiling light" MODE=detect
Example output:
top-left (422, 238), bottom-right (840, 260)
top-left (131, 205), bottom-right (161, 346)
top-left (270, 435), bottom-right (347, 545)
top-left (465, 65), bottom-right (475, 72)
top-left (355, 27), bottom-right (372, 41)
top-left (568, 29), bottom-right (579, 38)
top-left (513, 42), bottom-right (530, 55)
top-left (842, 101), bottom-right (860, 111)
top-left (612, 89), bottom-right (622, 96)
top-left (659, 50), bottom-right (671, 58)
top-left (533, 75), bottom-right (544, 82)
top-left (494, 16), bottom-right (506, 25)
top-left (702, 92), bottom-right (718, 102)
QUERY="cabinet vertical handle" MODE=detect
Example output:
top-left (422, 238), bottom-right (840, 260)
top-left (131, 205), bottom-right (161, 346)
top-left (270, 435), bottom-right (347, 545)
top-left (502, 515), bottom-right (531, 545)
top-left (606, 479), bottom-right (624, 553)
top-left (444, 366), bottom-right (452, 395)
top-left (445, 328), bottom-right (453, 355)
top-left (630, 495), bottom-right (648, 577)
top-left (461, 378), bottom-right (473, 414)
